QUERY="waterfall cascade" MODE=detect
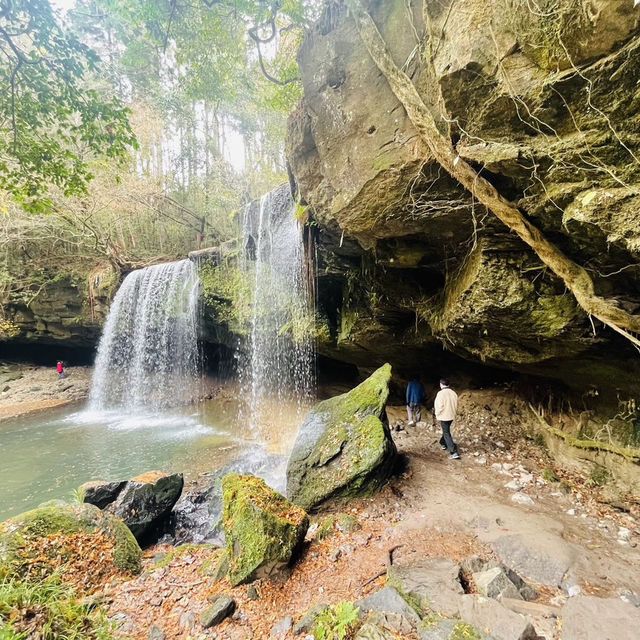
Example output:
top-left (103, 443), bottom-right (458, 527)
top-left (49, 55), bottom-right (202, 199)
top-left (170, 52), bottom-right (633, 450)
top-left (89, 259), bottom-right (200, 412)
top-left (240, 184), bottom-right (315, 429)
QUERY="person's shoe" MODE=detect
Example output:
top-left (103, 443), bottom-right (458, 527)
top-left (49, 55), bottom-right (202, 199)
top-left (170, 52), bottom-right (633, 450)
top-left (440, 444), bottom-right (447, 450)
top-left (408, 421), bottom-right (415, 427)
top-left (449, 452), bottom-right (461, 460)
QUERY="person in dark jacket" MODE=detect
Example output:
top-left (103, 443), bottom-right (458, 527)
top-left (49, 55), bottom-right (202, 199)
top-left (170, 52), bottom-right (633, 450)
top-left (406, 378), bottom-right (426, 426)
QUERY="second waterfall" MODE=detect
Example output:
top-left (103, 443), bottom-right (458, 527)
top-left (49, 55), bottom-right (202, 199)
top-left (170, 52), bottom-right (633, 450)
top-left (240, 184), bottom-right (315, 430)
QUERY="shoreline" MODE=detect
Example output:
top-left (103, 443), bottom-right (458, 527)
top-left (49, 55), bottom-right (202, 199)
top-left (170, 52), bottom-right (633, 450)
top-left (0, 363), bottom-right (92, 422)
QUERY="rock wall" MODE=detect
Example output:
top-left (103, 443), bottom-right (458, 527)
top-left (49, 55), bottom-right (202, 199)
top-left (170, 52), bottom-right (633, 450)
top-left (287, 0), bottom-right (640, 397)
top-left (1, 262), bottom-right (117, 349)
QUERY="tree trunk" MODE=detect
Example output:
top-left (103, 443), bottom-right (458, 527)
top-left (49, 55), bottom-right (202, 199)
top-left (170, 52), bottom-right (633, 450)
top-left (344, 0), bottom-right (640, 347)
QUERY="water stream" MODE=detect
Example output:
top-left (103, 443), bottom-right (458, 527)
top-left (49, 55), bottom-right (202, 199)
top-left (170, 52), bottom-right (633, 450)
top-left (89, 259), bottom-right (200, 412)
top-left (239, 184), bottom-right (315, 430)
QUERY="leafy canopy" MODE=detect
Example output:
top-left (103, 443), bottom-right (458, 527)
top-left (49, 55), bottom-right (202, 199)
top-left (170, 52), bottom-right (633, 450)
top-left (0, 0), bottom-right (136, 212)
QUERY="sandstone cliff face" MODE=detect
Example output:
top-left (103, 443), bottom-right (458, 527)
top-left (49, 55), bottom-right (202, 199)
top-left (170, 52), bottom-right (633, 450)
top-left (1, 262), bottom-right (116, 348)
top-left (287, 0), bottom-right (640, 393)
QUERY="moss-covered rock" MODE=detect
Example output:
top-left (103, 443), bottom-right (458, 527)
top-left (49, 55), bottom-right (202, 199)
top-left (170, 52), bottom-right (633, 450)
top-left (0, 502), bottom-right (141, 580)
top-left (222, 473), bottom-right (309, 586)
top-left (286, 364), bottom-right (396, 510)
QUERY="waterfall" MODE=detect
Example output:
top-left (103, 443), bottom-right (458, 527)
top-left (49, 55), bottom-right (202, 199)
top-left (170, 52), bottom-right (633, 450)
top-left (89, 259), bottom-right (201, 412)
top-left (240, 184), bottom-right (314, 430)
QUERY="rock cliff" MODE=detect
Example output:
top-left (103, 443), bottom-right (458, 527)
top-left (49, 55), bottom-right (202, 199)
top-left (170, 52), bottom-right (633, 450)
top-left (287, 0), bottom-right (640, 395)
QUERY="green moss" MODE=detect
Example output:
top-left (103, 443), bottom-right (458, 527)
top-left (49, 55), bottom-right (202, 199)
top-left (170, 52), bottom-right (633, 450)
top-left (316, 516), bottom-right (336, 541)
top-left (0, 503), bottom-right (141, 579)
top-left (450, 622), bottom-right (482, 640)
top-left (542, 468), bottom-right (560, 482)
top-left (288, 364), bottom-right (396, 510)
top-left (222, 474), bottom-right (309, 586)
top-left (199, 261), bottom-right (253, 335)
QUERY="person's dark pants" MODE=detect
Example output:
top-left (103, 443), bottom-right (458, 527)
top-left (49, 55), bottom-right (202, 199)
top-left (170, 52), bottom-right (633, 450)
top-left (439, 420), bottom-right (458, 454)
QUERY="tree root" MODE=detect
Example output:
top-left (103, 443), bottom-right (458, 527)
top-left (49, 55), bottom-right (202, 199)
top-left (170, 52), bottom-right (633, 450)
top-left (344, 0), bottom-right (640, 349)
top-left (529, 404), bottom-right (640, 464)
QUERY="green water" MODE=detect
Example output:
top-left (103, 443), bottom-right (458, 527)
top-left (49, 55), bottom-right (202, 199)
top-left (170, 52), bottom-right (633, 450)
top-left (0, 395), bottom-right (299, 521)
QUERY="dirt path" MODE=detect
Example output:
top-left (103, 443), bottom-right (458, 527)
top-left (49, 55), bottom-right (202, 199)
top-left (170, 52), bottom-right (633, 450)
top-left (0, 363), bottom-right (91, 421)
top-left (103, 388), bottom-right (640, 640)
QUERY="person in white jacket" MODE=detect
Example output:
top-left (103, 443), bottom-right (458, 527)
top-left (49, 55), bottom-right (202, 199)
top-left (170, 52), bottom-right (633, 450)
top-left (434, 378), bottom-right (460, 460)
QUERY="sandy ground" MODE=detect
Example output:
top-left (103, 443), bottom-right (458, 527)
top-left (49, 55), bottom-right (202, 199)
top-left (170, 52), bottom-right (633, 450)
top-left (0, 363), bottom-right (92, 421)
top-left (102, 388), bottom-right (640, 640)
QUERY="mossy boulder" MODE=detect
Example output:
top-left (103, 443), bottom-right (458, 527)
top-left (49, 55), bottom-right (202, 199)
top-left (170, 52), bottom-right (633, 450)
top-left (222, 473), bottom-right (309, 586)
top-left (286, 364), bottom-right (396, 510)
top-left (0, 502), bottom-right (141, 580)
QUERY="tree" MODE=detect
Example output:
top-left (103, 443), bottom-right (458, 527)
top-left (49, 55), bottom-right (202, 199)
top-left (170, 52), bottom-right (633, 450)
top-left (343, 0), bottom-right (640, 349)
top-left (0, 0), bottom-right (136, 212)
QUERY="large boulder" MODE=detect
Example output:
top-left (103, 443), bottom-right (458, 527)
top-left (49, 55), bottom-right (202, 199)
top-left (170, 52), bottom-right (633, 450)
top-left (0, 502), bottom-right (141, 580)
top-left (286, 364), bottom-right (396, 510)
top-left (82, 471), bottom-right (183, 543)
top-left (222, 473), bottom-right (309, 586)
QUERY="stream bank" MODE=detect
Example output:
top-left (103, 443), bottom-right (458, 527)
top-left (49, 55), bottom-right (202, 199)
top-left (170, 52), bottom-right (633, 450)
top-left (99, 387), bottom-right (640, 639)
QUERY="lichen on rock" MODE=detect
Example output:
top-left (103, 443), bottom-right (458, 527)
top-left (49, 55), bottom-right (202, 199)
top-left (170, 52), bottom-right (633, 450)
top-left (222, 473), bottom-right (309, 586)
top-left (286, 363), bottom-right (396, 510)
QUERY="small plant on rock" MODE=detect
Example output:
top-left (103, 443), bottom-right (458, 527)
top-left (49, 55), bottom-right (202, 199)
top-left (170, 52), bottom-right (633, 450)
top-left (313, 602), bottom-right (360, 640)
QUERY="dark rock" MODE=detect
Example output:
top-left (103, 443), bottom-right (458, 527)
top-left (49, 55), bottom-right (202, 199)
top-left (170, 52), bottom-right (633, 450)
top-left (286, 364), bottom-right (396, 510)
top-left (222, 474), bottom-right (309, 586)
top-left (107, 471), bottom-right (183, 542)
top-left (560, 595), bottom-right (640, 640)
top-left (80, 480), bottom-right (126, 509)
top-left (200, 595), bottom-right (236, 628)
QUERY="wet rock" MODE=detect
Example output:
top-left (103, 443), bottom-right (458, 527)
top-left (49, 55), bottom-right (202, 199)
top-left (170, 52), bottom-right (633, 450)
top-left (473, 567), bottom-right (522, 601)
top-left (200, 595), bottom-right (236, 628)
top-left (170, 451), bottom-right (285, 545)
top-left (561, 595), bottom-right (640, 640)
top-left (222, 473), bottom-right (309, 586)
top-left (355, 586), bottom-right (420, 625)
top-left (286, 364), bottom-right (396, 510)
top-left (293, 605), bottom-right (330, 635)
top-left (386, 559), bottom-right (464, 617)
top-left (458, 595), bottom-right (537, 640)
top-left (270, 616), bottom-right (293, 637)
top-left (80, 480), bottom-right (126, 509)
top-left (0, 502), bottom-right (141, 578)
top-left (107, 471), bottom-right (183, 542)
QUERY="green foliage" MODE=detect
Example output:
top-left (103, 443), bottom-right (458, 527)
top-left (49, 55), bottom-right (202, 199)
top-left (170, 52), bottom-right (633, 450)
top-left (0, 0), bottom-right (136, 211)
top-left (0, 573), bottom-right (117, 640)
top-left (313, 602), bottom-right (360, 640)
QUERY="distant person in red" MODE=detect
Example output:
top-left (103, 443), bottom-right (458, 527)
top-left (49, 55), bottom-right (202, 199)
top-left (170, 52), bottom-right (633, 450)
top-left (56, 361), bottom-right (66, 379)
